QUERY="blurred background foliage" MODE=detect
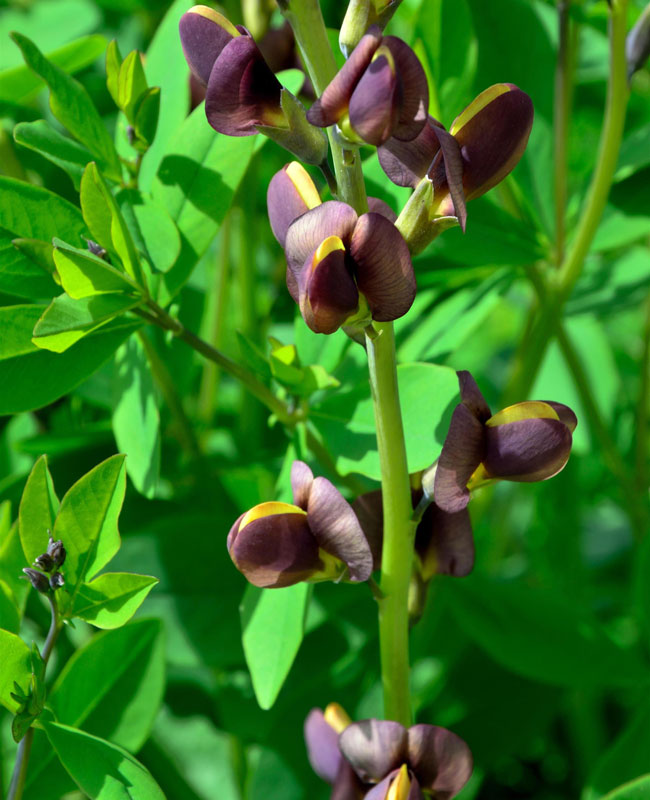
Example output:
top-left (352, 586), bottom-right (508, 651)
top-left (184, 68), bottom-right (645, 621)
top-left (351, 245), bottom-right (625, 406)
top-left (0, 0), bottom-right (649, 798)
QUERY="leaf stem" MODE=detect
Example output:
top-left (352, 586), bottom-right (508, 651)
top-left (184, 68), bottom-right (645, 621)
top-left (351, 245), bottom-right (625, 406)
top-left (8, 594), bottom-right (61, 800)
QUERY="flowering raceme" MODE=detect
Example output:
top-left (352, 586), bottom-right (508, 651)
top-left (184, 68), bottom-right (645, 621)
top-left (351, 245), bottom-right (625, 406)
top-left (227, 461), bottom-right (373, 588)
top-left (433, 371), bottom-right (578, 514)
top-left (307, 25), bottom-right (428, 146)
top-left (267, 163), bottom-right (415, 334)
top-left (305, 705), bottom-right (473, 799)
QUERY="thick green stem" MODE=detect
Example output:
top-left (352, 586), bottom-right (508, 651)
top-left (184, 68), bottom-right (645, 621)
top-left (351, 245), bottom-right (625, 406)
top-left (504, 0), bottom-right (629, 403)
top-left (367, 323), bottom-right (415, 725)
top-left (8, 595), bottom-right (61, 800)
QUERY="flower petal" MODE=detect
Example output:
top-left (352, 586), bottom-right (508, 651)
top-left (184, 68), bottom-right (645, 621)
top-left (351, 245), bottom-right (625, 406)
top-left (368, 196), bottom-right (398, 223)
top-left (179, 6), bottom-right (238, 86)
top-left (307, 27), bottom-right (382, 127)
top-left (539, 401), bottom-right (578, 433)
top-left (348, 51), bottom-right (401, 145)
top-left (416, 504), bottom-right (474, 579)
top-left (451, 84), bottom-right (534, 201)
top-left (285, 201), bottom-right (358, 280)
top-left (206, 35), bottom-right (284, 136)
top-left (383, 36), bottom-right (428, 141)
top-left (407, 724), bottom-right (473, 798)
top-left (349, 213), bottom-right (416, 322)
top-left (301, 246), bottom-right (359, 334)
top-left (483, 417), bottom-right (573, 482)
top-left (434, 405), bottom-right (486, 513)
top-left (291, 460), bottom-right (314, 510)
top-left (304, 708), bottom-right (343, 784)
top-left (351, 490), bottom-right (384, 571)
top-left (364, 774), bottom-right (394, 800)
top-left (267, 163), bottom-right (321, 247)
top-left (378, 116), bottom-right (444, 188)
top-left (339, 720), bottom-right (409, 783)
top-left (332, 760), bottom-right (367, 800)
top-left (427, 127), bottom-right (466, 232)
top-left (307, 477), bottom-right (373, 581)
top-left (457, 371), bottom-right (491, 422)
top-left (227, 511), bottom-right (321, 588)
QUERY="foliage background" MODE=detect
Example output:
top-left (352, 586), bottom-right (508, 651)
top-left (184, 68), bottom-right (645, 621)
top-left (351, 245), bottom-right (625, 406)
top-left (0, 0), bottom-right (649, 798)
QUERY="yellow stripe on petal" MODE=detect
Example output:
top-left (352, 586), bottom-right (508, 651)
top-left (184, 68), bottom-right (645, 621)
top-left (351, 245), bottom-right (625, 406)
top-left (286, 162), bottom-right (322, 209)
top-left (486, 401), bottom-right (560, 428)
top-left (188, 5), bottom-right (240, 37)
top-left (450, 83), bottom-right (512, 136)
top-left (323, 703), bottom-right (352, 733)
top-left (239, 501), bottom-right (306, 530)
top-left (386, 765), bottom-right (411, 800)
top-left (371, 45), bottom-right (396, 74)
top-left (313, 235), bottom-right (346, 267)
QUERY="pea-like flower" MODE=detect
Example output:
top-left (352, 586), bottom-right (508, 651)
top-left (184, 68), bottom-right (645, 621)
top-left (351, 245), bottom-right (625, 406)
top-left (306, 26), bottom-right (428, 146)
top-left (379, 84), bottom-right (534, 233)
top-left (227, 461), bottom-right (373, 588)
top-left (305, 706), bottom-right (473, 799)
top-left (434, 371), bottom-right (578, 514)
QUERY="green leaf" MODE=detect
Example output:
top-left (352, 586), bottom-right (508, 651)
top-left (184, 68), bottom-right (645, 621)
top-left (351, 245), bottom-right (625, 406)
top-left (14, 120), bottom-right (93, 190)
top-left (117, 51), bottom-right (148, 123)
top-left (0, 579), bottom-right (20, 633)
top-left (0, 629), bottom-right (31, 712)
top-left (133, 87), bottom-right (161, 151)
top-left (44, 721), bottom-right (166, 800)
top-left (0, 34), bottom-right (107, 105)
top-left (312, 362), bottom-right (459, 479)
top-left (19, 454), bottom-right (59, 566)
top-left (32, 293), bottom-right (140, 353)
top-left (53, 240), bottom-right (138, 298)
top-left (0, 176), bottom-right (86, 244)
top-left (0, 514), bottom-right (30, 616)
top-left (53, 455), bottom-right (126, 600)
top-left (70, 573), bottom-right (158, 628)
top-left (0, 230), bottom-right (58, 300)
top-left (106, 40), bottom-right (123, 107)
top-left (80, 163), bottom-right (146, 286)
top-left (582, 701), bottom-right (650, 800)
top-left (111, 336), bottom-right (160, 498)
top-left (11, 33), bottom-right (121, 181)
top-left (152, 106), bottom-right (256, 303)
top-left (128, 197), bottom-right (181, 274)
top-left (615, 123), bottom-right (650, 182)
top-left (447, 576), bottom-right (647, 689)
top-left (241, 583), bottom-right (311, 710)
top-left (138, 0), bottom-right (191, 191)
top-left (0, 305), bottom-right (141, 414)
top-left (600, 776), bottom-right (650, 800)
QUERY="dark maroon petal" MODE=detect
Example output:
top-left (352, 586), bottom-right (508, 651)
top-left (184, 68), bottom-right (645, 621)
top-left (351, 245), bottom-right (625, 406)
top-left (307, 477), bottom-right (373, 581)
top-left (285, 202), bottom-right (358, 279)
top-left (291, 460), bottom-right (314, 510)
top-left (416, 504), bottom-right (474, 579)
top-left (429, 127), bottom-right (467, 232)
top-left (349, 213), bottom-right (416, 322)
top-left (332, 760), bottom-right (367, 800)
top-left (348, 53), bottom-right (401, 146)
top-left (307, 27), bottom-right (382, 127)
top-left (434, 405), bottom-right (486, 513)
top-left (267, 165), bottom-right (318, 248)
top-left (206, 35), bottom-right (284, 136)
top-left (483, 417), bottom-right (573, 482)
top-left (179, 8), bottom-right (236, 86)
top-left (301, 248), bottom-right (359, 334)
top-left (457, 371), bottom-right (491, 422)
top-left (378, 116), bottom-right (444, 188)
top-left (407, 725), bottom-right (473, 799)
top-left (452, 84), bottom-right (534, 201)
top-left (227, 512), bottom-right (245, 552)
top-left (304, 709), bottom-right (343, 784)
top-left (368, 197), bottom-right (397, 223)
top-left (339, 720), bottom-right (409, 783)
top-left (539, 401), bottom-right (578, 433)
top-left (382, 36), bottom-right (428, 142)
top-left (351, 490), bottom-right (384, 571)
top-left (228, 512), bottom-right (321, 588)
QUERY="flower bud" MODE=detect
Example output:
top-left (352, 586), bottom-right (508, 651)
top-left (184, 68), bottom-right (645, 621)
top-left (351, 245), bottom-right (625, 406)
top-left (47, 537), bottom-right (66, 567)
top-left (22, 568), bottom-right (50, 594)
top-left (307, 27), bottom-right (428, 146)
top-left (49, 572), bottom-right (65, 591)
top-left (33, 553), bottom-right (54, 572)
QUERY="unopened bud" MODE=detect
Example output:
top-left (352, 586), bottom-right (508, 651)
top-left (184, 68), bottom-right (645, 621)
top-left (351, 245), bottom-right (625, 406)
top-left (49, 572), bottom-right (65, 591)
top-left (47, 537), bottom-right (66, 567)
top-left (22, 568), bottom-right (50, 594)
top-left (33, 553), bottom-right (54, 572)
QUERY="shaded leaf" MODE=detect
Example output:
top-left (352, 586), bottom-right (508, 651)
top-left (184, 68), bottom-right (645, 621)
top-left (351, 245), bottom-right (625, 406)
top-left (0, 629), bottom-right (31, 713)
top-left (14, 120), bottom-right (93, 190)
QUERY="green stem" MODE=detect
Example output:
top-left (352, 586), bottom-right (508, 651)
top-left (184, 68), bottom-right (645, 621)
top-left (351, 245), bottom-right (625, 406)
top-left (280, 0), bottom-right (368, 214)
top-left (366, 323), bottom-right (415, 725)
top-left (135, 303), bottom-right (295, 426)
top-left (503, 0), bottom-right (629, 403)
top-left (8, 595), bottom-right (61, 800)
top-left (635, 294), bottom-right (650, 506)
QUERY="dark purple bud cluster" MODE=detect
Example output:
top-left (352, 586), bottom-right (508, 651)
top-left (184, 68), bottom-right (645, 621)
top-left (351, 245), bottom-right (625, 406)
top-left (23, 534), bottom-right (66, 594)
top-left (305, 704), bottom-right (473, 799)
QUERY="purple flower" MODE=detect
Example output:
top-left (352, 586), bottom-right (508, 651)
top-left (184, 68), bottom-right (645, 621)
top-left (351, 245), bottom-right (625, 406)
top-left (434, 371), bottom-right (578, 514)
top-left (307, 26), bottom-right (428, 146)
top-left (227, 461), bottom-right (373, 588)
